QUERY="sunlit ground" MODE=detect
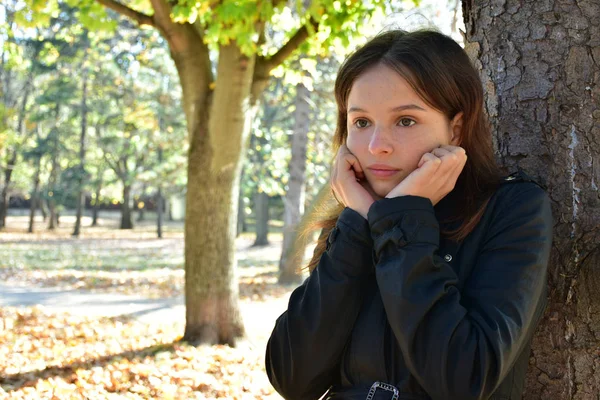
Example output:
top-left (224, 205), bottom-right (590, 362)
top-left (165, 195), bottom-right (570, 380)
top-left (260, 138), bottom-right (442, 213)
top-left (0, 211), bottom-right (311, 399)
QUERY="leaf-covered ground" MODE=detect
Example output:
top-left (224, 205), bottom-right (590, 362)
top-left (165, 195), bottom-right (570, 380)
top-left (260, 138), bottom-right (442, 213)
top-left (0, 307), bottom-right (283, 399)
top-left (0, 213), bottom-right (311, 399)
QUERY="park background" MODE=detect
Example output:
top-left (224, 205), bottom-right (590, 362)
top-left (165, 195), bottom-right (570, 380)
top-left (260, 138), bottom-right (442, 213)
top-left (1, 0), bottom-right (598, 399)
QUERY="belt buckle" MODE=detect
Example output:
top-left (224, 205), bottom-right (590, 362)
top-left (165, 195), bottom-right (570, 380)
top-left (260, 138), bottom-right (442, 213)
top-left (365, 381), bottom-right (399, 400)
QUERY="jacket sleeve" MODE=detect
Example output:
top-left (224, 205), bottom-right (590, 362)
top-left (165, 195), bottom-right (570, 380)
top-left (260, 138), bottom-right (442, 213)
top-left (265, 207), bottom-right (375, 400)
top-left (367, 185), bottom-right (552, 400)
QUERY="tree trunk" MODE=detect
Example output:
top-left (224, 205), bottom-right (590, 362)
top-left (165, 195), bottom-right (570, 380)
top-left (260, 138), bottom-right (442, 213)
top-left (120, 183), bottom-right (133, 229)
top-left (157, 147), bottom-right (163, 239)
top-left (28, 156), bottom-right (42, 233)
top-left (39, 197), bottom-right (47, 221)
top-left (236, 182), bottom-right (246, 237)
top-left (92, 182), bottom-right (101, 227)
top-left (174, 41), bottom-right (255, 345)
top-left (253, 190), bottom-right (270, 246)
top-left (156, 189), bottom-right (163, 238)
top-left (47, 197), bottom-right (57, 230)
top-left (73, 64), bottom-right (89, 237)
top-left (137, 183), bottom-right (146, 222)
top-left (165, 196), bottom-right (173, 221)
top-left (0, 151), bottom-right (15, 229)
top-left (47, 131), bottom-right (59, 231)
top-left (463, 1), bottom-right (600, 397)
top-left (279, 82), bottom-right (310, 284)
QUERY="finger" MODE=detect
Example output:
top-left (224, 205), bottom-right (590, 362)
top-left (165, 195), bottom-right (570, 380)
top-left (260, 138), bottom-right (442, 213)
top-left (344, 153), bottom-right (364, 176)
top-left (339, 143), bottom-right (351, 156)
top-left (441, 144), bottom-right (466, 153)
top-left (340, 144), bottom-right (365, 174)
top-left (417, 152), bottom-right (441, 169)
top-left (439, 145), bottom-right (467, 158)
top-left (430, 147), bottom-right (452, 159)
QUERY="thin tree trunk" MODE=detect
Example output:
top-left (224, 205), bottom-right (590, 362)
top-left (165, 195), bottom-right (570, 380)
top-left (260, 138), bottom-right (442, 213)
top-left (463, 1), bottom-right (600, 397)
top-left (120, 183), bottom-right (133, 229)
top-left (28, 156), bottom-right (42, 233)
top-left (236, 183), bottom-right (246, 237)
top-left (165, 196), bottom-right (173, 221)
top-left (47, 104), bottom-right (60, 231)
top-left (39, 197), bottom-right (47, 221)
top-left (47, 132), bottom-right (59, 231)
top-left (279, 82), bottom-right (310, 284)
top-left (253, 190), bottom-right (269, 246)
top-left (0, 150), bottom-right (16, 229)
top-left (137, 183), bottom-right (146, 222)
top-left (73, 60), bottom-right (89, 237)
top-left (157, 147), bottom-right (163, 239)
top-left (92, 182), bottom-right (101, 227)
top-left (47, 198), bottom-right (57, 230)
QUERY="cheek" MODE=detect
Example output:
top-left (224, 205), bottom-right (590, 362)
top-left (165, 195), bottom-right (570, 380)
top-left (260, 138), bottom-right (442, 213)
top-left (345, 130), bottom-right (361, 154)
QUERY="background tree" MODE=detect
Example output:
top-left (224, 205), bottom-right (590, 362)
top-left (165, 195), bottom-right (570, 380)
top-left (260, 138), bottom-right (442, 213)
top-left (277, 55), bottom-right (339, 284)
top-left (462, 0), bottom-right (600, 397)
top-left (72, 30), bottom-right (90, 237)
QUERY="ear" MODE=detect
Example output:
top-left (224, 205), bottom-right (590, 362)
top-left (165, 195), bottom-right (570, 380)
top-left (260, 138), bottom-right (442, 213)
top-left (449, 112), bottom-right (463, 146)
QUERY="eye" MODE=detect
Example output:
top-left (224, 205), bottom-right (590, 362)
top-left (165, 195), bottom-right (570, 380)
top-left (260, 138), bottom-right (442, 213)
top-left (353, 119), bottom-right (371, 129)
top-left (398, 118), bottom-right (416, 127)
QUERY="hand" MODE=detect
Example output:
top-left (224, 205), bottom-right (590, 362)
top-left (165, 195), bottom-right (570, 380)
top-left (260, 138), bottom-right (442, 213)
top-left (331, 144), bottom-right (382, 219)
top-left (385, 145), bottom-right (467, 206)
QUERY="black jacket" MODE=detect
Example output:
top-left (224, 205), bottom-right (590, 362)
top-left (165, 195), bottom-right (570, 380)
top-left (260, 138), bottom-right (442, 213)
top-left (265, 172), bottom-right (553, 400)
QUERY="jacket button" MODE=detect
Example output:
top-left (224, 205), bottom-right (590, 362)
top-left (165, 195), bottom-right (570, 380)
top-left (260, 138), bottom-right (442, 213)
top-left (444, 254), bottom-right (453, 262)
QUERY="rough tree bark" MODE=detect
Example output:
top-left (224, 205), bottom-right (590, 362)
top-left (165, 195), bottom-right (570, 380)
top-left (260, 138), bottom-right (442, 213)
top-left (278, 82), bottom-right (310, 284)
top-left (463, 0), bottom-right (600, 397)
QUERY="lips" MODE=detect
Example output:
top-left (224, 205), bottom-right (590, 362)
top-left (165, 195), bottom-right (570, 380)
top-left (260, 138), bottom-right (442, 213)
top-left (367, 164), bottom-right (401, 178)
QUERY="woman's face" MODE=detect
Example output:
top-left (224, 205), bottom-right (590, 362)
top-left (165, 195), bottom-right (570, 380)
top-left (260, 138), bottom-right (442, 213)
top-left (346, 63), bottom-right (462, 198)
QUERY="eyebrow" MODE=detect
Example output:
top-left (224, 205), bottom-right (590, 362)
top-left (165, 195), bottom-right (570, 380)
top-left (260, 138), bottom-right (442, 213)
top-left (348, 104), bottom-right (427, 113)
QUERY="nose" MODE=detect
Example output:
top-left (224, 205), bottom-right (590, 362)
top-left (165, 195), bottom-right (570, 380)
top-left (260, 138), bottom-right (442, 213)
top-left (368, 126), bottom-right (393, 155)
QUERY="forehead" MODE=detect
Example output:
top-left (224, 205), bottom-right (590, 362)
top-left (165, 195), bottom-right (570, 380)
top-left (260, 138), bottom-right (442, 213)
top-left (347, 64), bottom-right (425, 108)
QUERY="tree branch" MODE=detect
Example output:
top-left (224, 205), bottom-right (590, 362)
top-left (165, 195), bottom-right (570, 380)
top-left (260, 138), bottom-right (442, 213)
top-left (103, 152), bottom-right (122, 178)
top-left (255, 17), bottom-right (318, 73)
top-left (148, 0), bottom-right (175, 31)
top-left (95, 0), bottom-right (156, 28)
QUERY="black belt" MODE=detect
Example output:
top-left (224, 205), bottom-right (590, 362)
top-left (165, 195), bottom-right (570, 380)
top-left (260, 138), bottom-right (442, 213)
top-left (325, 382), bottom-right (430, 400)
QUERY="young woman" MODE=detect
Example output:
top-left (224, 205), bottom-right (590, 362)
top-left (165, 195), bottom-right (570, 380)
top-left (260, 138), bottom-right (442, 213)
top-left (265, 29), bottom-right (553, 400)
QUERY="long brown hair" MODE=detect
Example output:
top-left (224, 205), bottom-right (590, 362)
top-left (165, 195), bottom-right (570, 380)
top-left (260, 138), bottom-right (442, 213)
top-left (299, 29), bottom-right (503, 274)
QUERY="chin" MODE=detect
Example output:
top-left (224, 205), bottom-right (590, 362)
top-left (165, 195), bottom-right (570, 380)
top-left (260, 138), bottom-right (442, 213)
top-left (373, 186), bottom-right (392, 198)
